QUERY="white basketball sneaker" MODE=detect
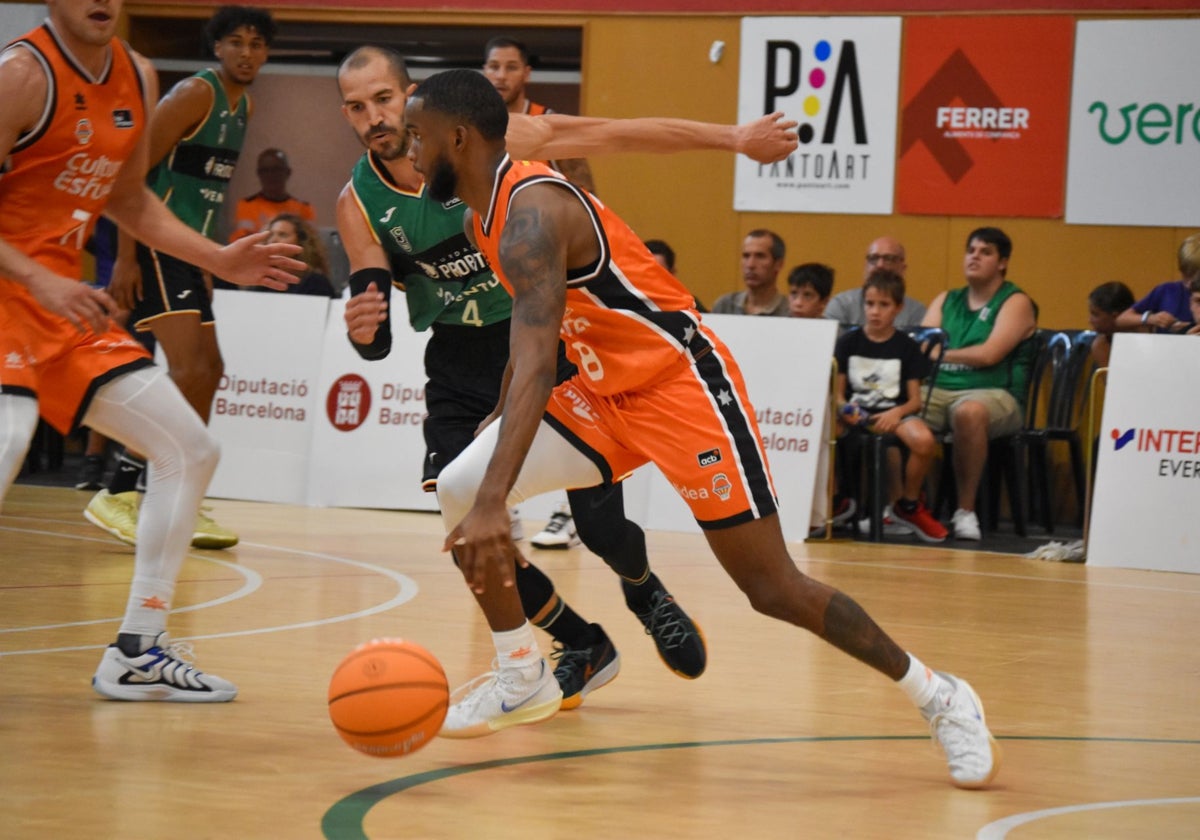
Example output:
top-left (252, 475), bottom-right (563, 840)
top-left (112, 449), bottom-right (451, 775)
top-left (439, 659), bottom-right (562, 738)
top-left (531, 503), bottom-right (580, 549)
top-left (923, 671), bottom-right (1001, 788)
top-left (92, 633), bottom-right (237, 702)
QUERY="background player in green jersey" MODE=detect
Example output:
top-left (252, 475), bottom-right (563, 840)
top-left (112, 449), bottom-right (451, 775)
top-left (86, 6), bottom-right (275, 550)
top-left (335, 46), bottom-right (797, 708)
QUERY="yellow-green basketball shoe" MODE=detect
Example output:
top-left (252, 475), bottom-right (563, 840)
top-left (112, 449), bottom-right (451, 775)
top-left (83, 489), bottom-right (139, 545)
top-left (192, 507), bottom-right (239, 549)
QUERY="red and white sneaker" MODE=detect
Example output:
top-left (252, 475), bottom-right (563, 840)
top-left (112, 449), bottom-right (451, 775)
top-left (893, 501), bottom-right (948, 543)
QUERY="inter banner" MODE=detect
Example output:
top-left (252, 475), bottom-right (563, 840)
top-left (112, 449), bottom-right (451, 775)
top-left (735, 16), bottom-right (901, 215)
top-left (896, 16), bottom-right (1073, 217)
top-left (1088, 335), bottom-right (1200, 574)
top-left (1066, 19), bottom-right (1200, 227)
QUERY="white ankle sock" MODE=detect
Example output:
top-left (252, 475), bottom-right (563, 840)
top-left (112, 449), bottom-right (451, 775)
top-left (898, 653), bottom-right (941, 709)
top-left (492, 622), bottom-right (541, 672)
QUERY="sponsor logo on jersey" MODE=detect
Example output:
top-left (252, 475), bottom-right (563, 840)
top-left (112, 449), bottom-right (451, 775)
top-left (415, 260), bottom-right (440, 280)
top-left (74, 118), bottom-right (93, 145)
top-left (74, 92), bottom-right (87, 110)
top-left (203, 157), bottom-right (236, 181)
top-left (712, 472), bottom-right (733, 501)
top-left (552, 384), bottom-right (598, 428)
top-left (112, 109), bottom-right (134, 128)
top-left (696, 448), bottom-right (723, 468)
top-left (53, 152), bottom-right (122, 200)
top-left (389, 225), bottom-right (413, 253)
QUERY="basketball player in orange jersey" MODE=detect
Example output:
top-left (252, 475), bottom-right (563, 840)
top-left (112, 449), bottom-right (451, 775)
top-left (0, 0), bottom-right (303, 701)
top-left (402, 70), bottom-right (1000, 790)
top-left (483, 35), bottom-right (595, 195)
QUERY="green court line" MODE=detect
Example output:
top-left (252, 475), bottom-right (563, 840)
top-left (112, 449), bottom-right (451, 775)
top-left (321, 734), bottom-right (1200, 839)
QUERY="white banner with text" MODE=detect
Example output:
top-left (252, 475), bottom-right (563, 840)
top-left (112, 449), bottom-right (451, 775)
top-left (1065, 19), bottom-right (1200, 227)
top-left (1088, 334), bottom-right (1200, 573)
top-left (202, 293), bottom-right (836, 542)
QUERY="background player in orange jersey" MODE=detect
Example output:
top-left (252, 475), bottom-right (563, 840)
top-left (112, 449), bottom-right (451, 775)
top-left (401, 69), bottom-right (1001, 790)
top-left (0, 0), bottom-right (302, 702)
top-left (483, 35), bottom-right (595, 194)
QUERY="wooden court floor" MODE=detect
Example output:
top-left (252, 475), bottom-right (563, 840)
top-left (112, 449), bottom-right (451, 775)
top-left (1, 485), bottom-right (1197, 839)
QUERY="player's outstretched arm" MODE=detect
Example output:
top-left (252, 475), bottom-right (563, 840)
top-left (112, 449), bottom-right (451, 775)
top-left (507, 111), bottom-right (798, 164)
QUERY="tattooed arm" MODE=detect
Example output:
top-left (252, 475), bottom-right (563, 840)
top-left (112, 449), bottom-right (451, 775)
top-left (448, 186), bottom-right (595, 592)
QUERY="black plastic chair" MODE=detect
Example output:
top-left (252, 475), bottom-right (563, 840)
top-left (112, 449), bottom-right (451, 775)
top-left (1024, 330), bottom-right (1096, 532)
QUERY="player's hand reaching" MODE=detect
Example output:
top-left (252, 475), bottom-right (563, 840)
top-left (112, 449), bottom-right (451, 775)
top-left (736, 111), bottom-right (800, 163)
top-left (444, 500), bottom-right (524, 594)
top-left (344, 281), bottom-right (389, 344)
top-left (30, 271), bottom-right (117, 334)
top-left (107, 254), bottom-right (143, 311)
top-left (211, 230), bottom-right (305, 290)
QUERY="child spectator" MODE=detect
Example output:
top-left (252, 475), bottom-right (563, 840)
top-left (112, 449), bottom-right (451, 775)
top-left (787, 262), bottom-right (834, 318)
top-left (835, 269), bottom-right (947, 542)
top-left (1086, 281), bottom-right (1136, 367)
top-left (1115, 233), bottom-right (1199, 334)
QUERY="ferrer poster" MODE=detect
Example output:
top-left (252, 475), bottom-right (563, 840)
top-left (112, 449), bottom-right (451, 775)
top-left (896, 16), bottom-right (1073, 217)
top-left (735, 16), bottom-right (901, 215)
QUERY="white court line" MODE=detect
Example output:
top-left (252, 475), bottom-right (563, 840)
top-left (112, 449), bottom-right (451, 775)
top-left (977, 797), bottom-right (1200, 838)
top-left (0, 528), bottom-right (417, 656)
top-left (7, 515), bottom-right (1200, 600)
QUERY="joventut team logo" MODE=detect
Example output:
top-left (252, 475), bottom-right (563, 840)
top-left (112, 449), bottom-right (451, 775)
top-left (327, 374), bottom-right (371, 432)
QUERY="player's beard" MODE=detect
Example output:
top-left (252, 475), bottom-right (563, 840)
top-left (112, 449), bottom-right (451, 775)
top-left (364, 123), bottom-right (409, 161)
top-left (426, 154), bottom-right (459, 203)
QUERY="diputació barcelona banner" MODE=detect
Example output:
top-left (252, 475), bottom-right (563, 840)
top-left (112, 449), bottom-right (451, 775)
top-left (1066, 19), bottom-right (1200, 227)
top-left (735, 16), bottom-right (901, 215)
top-left (896, 16), bottom-right (1073, 217)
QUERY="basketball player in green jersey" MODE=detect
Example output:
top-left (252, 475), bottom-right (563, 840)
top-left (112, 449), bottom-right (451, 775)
top-left (86, 6), bottom-right (275, 550)
top-left (336, 46), bottom-right (799, 708)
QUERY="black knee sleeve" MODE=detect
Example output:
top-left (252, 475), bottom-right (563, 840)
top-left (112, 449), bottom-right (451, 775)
top-left (568, 484), bottom-right (650, 580)
top-left (513, 560), bottom-right (557, 620)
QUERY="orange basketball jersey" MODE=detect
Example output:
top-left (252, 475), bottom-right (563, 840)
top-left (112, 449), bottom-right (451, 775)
top-left (0, 24), bottom-right (153, 432)
top-left (0, 23), bottom-right (146, 281)
top-left (473, 156), bottom-right (705, 396)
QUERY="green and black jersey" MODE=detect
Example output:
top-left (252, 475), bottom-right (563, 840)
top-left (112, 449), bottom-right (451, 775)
top-left (147, 68), bottom-right (247, 238)
top-left (348, 152), bottom-right (513, 332)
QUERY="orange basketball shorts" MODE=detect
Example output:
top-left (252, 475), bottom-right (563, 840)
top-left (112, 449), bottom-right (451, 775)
top-left (543, 333), bottom-right (778, 530)
top-left (1, 281), bottom-right (154, 433)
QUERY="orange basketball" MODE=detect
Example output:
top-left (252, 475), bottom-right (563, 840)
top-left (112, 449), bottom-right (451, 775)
top-left (328, 638), bottom-right (449, 758)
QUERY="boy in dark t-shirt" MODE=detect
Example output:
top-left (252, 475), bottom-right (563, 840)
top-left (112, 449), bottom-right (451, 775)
top-left (835, 270), bottom-right (947, 542)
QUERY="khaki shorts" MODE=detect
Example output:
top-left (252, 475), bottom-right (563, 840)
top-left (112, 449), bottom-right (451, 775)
top-left (923, 387), bottom-right (1023, 438)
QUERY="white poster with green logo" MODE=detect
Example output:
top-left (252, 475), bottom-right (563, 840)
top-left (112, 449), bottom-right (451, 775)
top-left (734, 16), bottom-right (901, 214)
top-left (1065, 19), bottom-right (1200, 227)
